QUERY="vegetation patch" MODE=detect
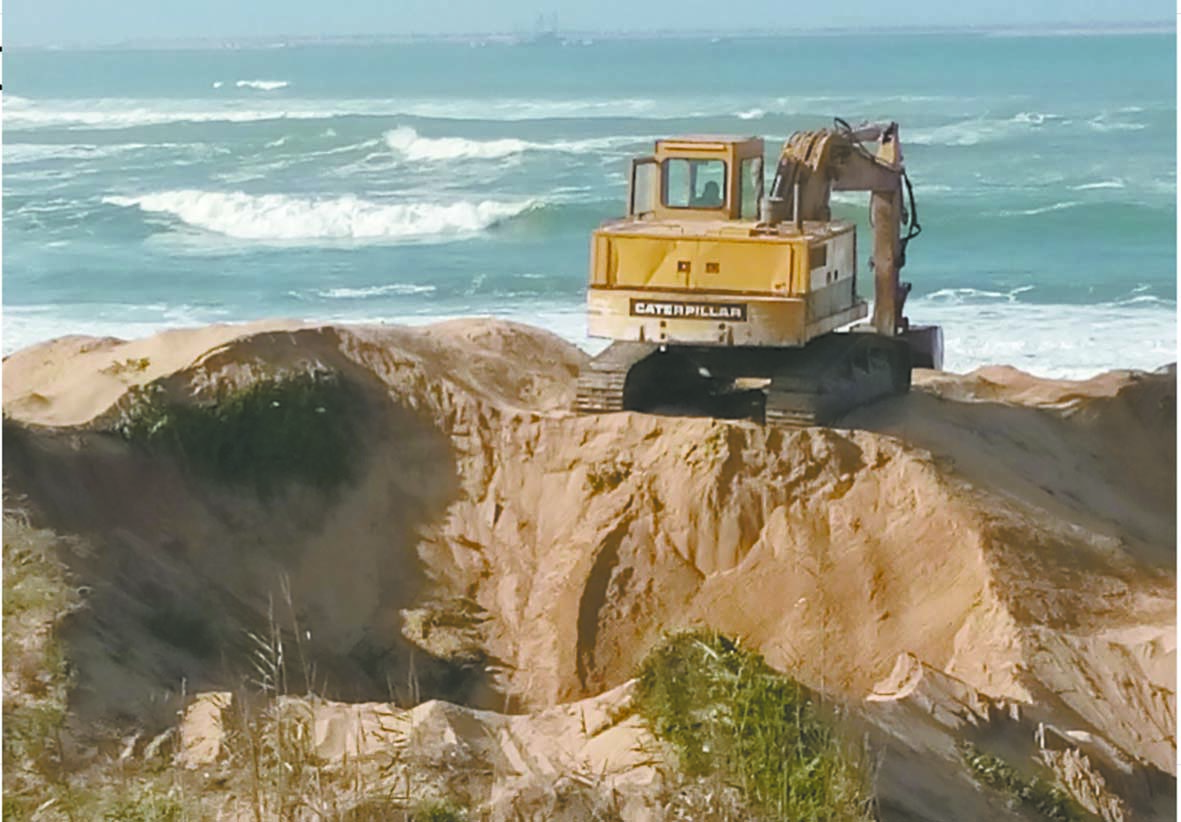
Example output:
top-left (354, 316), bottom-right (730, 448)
top-left (113, 368), bottom-right (366, 495)
top-left (960, 741), bottom-right (1086, 821)
top-left (93, 782), bottom-right (184, 821)
top-left (633, 630), bottom-right (874, 821)
top-left (401, 598), bottom-right (489, 666)
top-left (411, 799), bottom-right (468, 821)
top-left (587, 460), bottom-right (631, 493)
top-left (101, 356), bottom-right (151, 378)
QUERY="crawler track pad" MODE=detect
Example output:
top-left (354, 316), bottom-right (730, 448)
top-left (575, 335), bottom-right (910, 426)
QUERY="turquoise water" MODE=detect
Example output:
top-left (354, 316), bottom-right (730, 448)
top-left (4, 32), bottom-right (1176, 375)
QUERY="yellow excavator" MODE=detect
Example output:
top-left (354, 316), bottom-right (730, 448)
top-left (576, 119), bottom-right (942, 425)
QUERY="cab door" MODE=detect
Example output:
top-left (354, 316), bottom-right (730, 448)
top-left (628, 157), bottom-right (658, 217)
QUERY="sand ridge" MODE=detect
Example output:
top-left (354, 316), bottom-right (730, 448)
top-left (2, 318), bottom-right (1174, 819)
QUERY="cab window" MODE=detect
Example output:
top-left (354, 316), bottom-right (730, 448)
top-left (662, 158), bottom-right (727, 209)
top-left (738, 157), bottom-right (763, 219)
top-left (631, 159), bottom-right (658, 216)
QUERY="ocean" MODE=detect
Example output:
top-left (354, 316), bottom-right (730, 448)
top-left (3, 31), bottom-right (1176, 377)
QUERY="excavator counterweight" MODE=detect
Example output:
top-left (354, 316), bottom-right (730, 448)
top-left (576, 119), bottom-right (943, 425)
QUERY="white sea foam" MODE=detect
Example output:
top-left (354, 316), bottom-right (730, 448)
top-left (908, 121), bottom-right (1001, 147)
top-left (925, 286), bottom-right (1036, 304)
top-left (995, 200), bottom-right (1083, 217)
top-left (102, 189), bottom-right (534, 242)
top-left (3, 93), bottom-right (1008, 133)
top-left (316, 284), bottom-right (437, 299)
top-left (6, 143), bottom-right (135, 163)
top-left (212, 81), bottom-right (224, 89)
top-left (8, 198), bottom-right (73, 214)
top-left (384, 126), bottom-right (533, 161)
top-left (906, 298), bottom-right (1176, 379)
top-left (6, 102), bottom-right (328, 129)
top-left (1072, 179), bottom-right (1125, 190)
top-left (3, 96), bottom-right (663, 130)
top-left (2, 94), bottom-right (810, 131)
top-left (1011, 111), bottom-right (1060, 125)
top-left (1112, 294), bottom-right (1174, 306)
top-left (908, 113), bottom-right (1065, 147)
top-left (4, 141), bottom-right (206, 164)
top-left (236, 80), bottom-right (289, 91)
top-left (1087, 115), bottom-right (1147, 132)
top-left (382, 126), bottom-right (641, 162)
top-left (829, 191), bottom-right (872, 206)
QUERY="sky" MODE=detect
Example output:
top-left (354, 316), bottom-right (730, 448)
top-left (6, 0), bottom-right (1176, 46)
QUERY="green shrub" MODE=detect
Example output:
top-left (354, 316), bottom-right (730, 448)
top-left (960, 741), bottom-right (1085, 821)
top-left (412, 798), bottom-right (467, 821)
top-left (114, 368), bottom-right (365, 495)
top-left (633, 630), bottom-right (874, 821)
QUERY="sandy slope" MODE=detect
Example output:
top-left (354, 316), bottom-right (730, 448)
top-left (3, 319), bottom-right (1175, 819)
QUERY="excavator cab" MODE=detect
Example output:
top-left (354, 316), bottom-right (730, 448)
top-left (627, 137), bottom-right (764, 221)
top-left (578, 121), bottom-right (943, 426)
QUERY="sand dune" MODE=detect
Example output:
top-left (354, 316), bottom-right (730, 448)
top-left (3, 319), bottom-right (1174, 819)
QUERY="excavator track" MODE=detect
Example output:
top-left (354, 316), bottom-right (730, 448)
top-left (575, 334), bottom-right (910, 427)
top-left (761, 333), bottom-right (909, 427)
top-left (575, 342), bottom-right (658, 414)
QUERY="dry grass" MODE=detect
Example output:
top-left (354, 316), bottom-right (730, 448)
top-left (1, 512), bottom-right (479, 820)
top-left (3, 514), bottom-right (80, 820)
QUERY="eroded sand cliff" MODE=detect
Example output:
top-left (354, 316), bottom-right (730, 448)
top-left (3, 320), bottom-right (1174, 820)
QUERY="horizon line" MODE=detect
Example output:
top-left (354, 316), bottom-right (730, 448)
top-left (17, 18), bottom-right (1177, 51)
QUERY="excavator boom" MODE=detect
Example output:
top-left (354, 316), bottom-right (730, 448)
top-left (767, 121), bottom-right (917, 336)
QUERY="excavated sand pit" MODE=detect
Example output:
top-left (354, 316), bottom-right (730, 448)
top-left (3, 319), bottom-right (1175, 820)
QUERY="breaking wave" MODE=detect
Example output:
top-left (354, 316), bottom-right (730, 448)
top-left (383, 126), bottom-right (535, 161)
top-left (1072, 179), bottom-right (1126, 190)
top-left (102, 189), bottom-right (535, 242)
top-left (235, 80), bottom-right (290, 91)
top-left (924, 286), bottom-right (1037, 304)
top-left (382, 126), bottom-right (640, 162)
top-left (736, 108), bottom-right (766, 120)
